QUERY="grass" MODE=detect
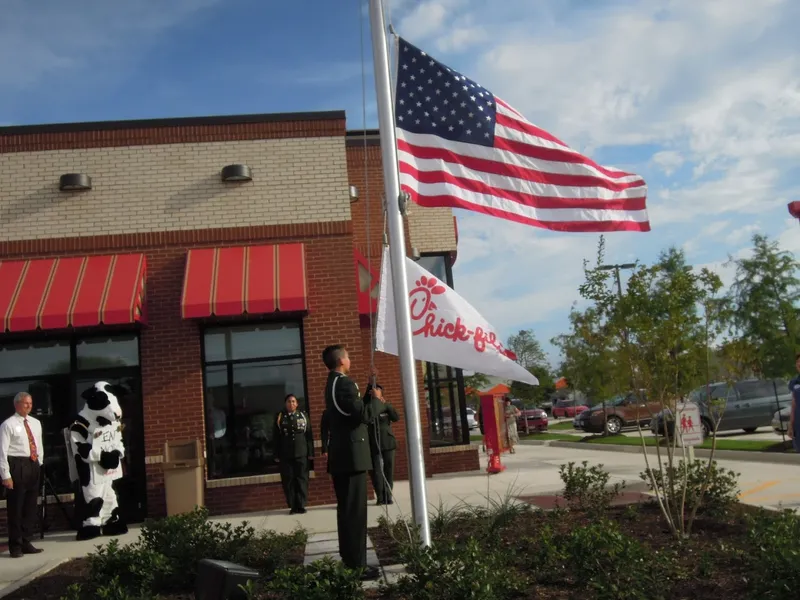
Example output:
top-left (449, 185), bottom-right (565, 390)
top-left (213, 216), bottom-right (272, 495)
top-left (549, 421), bottom-right (575, 431)
top-left (517, 432), bottom-right (794, 453)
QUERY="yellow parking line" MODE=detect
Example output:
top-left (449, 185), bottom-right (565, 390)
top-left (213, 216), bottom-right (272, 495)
top-left (738, 480), bottom-right (780, 499)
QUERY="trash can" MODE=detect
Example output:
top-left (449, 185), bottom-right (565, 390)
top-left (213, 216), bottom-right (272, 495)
top-left (162, 438), bottom-right (205, 516)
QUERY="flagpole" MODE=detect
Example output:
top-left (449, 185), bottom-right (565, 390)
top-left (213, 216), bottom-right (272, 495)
top-left (368, 0), bottom-right (431, 547)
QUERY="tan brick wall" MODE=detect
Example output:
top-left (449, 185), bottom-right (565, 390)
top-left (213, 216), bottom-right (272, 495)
top-left (407, 202), bottom-right (457, 253)
top-left (0, 137), bottom-right (351, 242)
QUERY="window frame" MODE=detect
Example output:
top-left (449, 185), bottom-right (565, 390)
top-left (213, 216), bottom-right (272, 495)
top-left (418, 252), bottom-right (469, 446)
top-left (199, 318), bottom-right (311, 480)
top-left (0, 329), bottom-right (143, 496)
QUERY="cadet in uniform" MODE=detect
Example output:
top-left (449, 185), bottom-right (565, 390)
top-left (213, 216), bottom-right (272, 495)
top-left (272, 394), bottom-right (314, 514)
top-left (367, 384), bottom-right (399, 505)
top-left (322, 344), bottom-right (384, 579)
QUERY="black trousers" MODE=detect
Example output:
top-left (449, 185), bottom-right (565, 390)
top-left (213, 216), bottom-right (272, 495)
top-left (6, 456), bottom-right (40, 550)
top-left (370, 450), bottom-right (395, 504)
top-left (332, 471), bottom-right (367, 569)
top-left (279, 458), bottom-right (309, 511)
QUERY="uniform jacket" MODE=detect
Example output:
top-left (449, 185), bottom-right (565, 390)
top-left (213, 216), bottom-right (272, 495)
top-left (368, 402), bottom-right (399, 455)
top-left (272, 409), bottom-right (314, 461)
top-left (320, 410), bottom-right (330, 454)
top-left (325, 371), bottom-right (384, 473)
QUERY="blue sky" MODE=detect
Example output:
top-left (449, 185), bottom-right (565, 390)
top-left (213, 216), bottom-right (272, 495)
top-left (4, 0), bottom-right (800, 368)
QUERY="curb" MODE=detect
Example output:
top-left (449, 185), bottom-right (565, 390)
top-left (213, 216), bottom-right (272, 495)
top-left (533, 440), bottom-right (800, 465)
top-left (0, 558), bottom-right (69, 599)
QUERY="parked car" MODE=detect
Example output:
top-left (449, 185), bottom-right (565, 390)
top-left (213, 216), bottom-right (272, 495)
top-left (651, 379), bottom-right (791, 438)
top-left (510, 399), bottom-right (548, 432)
top-left (772, 405), bottom-right (791, 435)
top-left (552, 398), bottom-right (589, 419)
top-left (466, 407), bottom-right (478, 430)
top-left (573, 391), bottom-right (662, 435)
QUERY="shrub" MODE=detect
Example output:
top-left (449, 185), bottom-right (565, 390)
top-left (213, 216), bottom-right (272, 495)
top-left (565, 519), bottom-right (667, 600)
top-left (138, 506), bottom-right (256, 590)
top-left (245, 556), bottom-right (365, 600)
top-left (517, 524), bottom-right (569, 584)
top-left (744, 508), bottom-right (800, 598)
top-left (61, 576), bottom-right (160, 600)
top-left (391, 537), bottom-right (526, 600)
top-left (640, 459), bottom-right (739, 518)
top-left (233, 526), bottom-right (308, 575)
top-left (86, 539), bottom-right (172, 596)
top-left (559, 461), bottom-right (625, 513)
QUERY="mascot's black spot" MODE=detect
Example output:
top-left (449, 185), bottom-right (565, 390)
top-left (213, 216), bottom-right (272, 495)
top-left (70, 423), bottom-right (88, 440)
top-left (76, 442), bottom-right (91, 461)
top-left (76, 458), bottom-right (91, 488)
top-left (75, 415), bottom-right (90, 428)
top-left (96, 416), bottom-right (112, 427)
top-left (82, 385), bottom-right (111, 412)
top-left (100, 450), bottom-right (121, 470)
top-left (85, 497), bottom-right (104, 519)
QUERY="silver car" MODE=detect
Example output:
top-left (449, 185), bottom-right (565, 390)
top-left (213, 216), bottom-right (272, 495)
top-left (772, 406), bottom-right (791, 434)
top-left (466, 407), bottom-right (478, 430)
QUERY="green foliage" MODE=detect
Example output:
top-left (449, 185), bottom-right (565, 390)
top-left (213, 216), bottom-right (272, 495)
top-left (464, 372), bottom-right (490, 403)
top-left (393, 537), bottom-right (526, 600)
top-left (506, 328), bottom-right (548, 369)
top-left (517, 524), bottom-right (569, 584)
top-left (726, 233), bottom-right (800, 378)
top-left (86, 539), bottom-right (172, 596)
top-left (564, 520), bottom-right (667, 600)
top-left (639, 459), bottom-right (740, 519)
top-left (558, 460), bottom-right (625, 514)
top-left (510, 364), bottom-right (554, 406)
top-left (245, 556), bottom-right (365, 600)
top-left (744, 509), bottom-right (800, 599)
top-left (137, 506), bottom-right (256, 589)
top-left (233, 527), bottom-right (308, 575)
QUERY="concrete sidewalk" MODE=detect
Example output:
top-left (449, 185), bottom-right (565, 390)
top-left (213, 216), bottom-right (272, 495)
top-left (2, 443), bottom-right (798, 597)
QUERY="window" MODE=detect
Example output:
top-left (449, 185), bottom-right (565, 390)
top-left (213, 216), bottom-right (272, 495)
top-left (736, 380), bottom-right (783, 401)
top-left (202, 322), bottom-right (308, 479)
top-left (0, 334), bottom-right (142, 500)
top-left (419, 252), bottom-right (469, 446)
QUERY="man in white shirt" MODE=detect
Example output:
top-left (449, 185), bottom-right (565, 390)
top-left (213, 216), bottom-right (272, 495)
top-left (0, 392), bottom-right (44, 558)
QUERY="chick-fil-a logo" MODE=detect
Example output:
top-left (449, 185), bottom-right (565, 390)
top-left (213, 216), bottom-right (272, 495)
top-left (408, 275), bottom-right (517, 359)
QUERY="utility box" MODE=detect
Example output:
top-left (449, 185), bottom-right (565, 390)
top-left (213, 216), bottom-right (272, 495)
top-left (162, 438), bottom-right (204, 516)
top-left (195, 559), bottom-right (259, 600)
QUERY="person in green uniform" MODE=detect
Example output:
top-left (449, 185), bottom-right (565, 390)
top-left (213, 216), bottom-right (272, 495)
top-left (367, 384), bottom-right (399, 505)
top-left (272, 394), bottom-right (314, 515)
top-left (322, 344), bottom-right (384, 580)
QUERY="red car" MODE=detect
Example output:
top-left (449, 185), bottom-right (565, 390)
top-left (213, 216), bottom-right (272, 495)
top-left (511, 400), bottom-right (548, 432)
top-left (552, 399), bottom-right (589, 419)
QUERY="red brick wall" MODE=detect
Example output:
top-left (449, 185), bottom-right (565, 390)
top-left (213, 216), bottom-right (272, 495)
top-left (429, 449), bottom-right (481, 475)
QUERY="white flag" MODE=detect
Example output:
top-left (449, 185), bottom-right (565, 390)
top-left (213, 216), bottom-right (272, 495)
top-left (375, 246), bottom-right (538, 385)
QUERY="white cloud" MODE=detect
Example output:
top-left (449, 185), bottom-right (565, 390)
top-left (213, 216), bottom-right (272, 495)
top-left (652, 151), bottom-right (684, 176)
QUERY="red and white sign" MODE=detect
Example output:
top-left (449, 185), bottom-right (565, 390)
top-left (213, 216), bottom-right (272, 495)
top-left (676, 402), bottom-right (703, 447)
top-left (375, 247), bottom-right (538, 385)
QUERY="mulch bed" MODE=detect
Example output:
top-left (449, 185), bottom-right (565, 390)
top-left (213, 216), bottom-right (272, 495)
top-left (368, 500), bottom-right (755, 599)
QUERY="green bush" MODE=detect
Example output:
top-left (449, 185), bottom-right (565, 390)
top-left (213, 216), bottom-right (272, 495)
top-left (138, 506), bottom-right (256, 589)
top-left (391, 537), bottom-right (526, 600)
top-left (61, 576), bottom-right (161, 600)
top-left (640, 459), bottom-right (739, 518)
top-left (244, 556), bottom-right (365, 600)
top-left (233, 526), bottom-right (308, 575)
top-left (744, 509), bottom-right (800, 599)
top-left (86, 539), bottom-right (172, 596)
top-left (565, 519), bottom-right (666, 600)
top-left (559, 460), bottom-right (625, 513)
top-left (517, 524), bottom-right (569, 584)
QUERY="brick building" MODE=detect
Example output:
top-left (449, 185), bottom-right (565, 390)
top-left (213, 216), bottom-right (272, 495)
top-left (0, 111), bottom-right (478, 535)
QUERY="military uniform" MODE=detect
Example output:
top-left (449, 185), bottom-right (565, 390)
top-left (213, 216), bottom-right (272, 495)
top-left (368, 401), bottom-right (399, 505)
top-left (325, 371), bottom-right (384, 570)
top-left (272, 408), bottom-right (314, 514)
top-left (320, 409), bottom-right (330, 455)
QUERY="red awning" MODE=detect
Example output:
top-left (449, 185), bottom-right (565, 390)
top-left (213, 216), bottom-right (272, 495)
top-left (181, 243), bottom-right (308, 319)
top-left (0, 254), bottom-right (147, 333)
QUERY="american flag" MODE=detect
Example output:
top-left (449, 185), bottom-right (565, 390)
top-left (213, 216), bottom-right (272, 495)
top-left (394, 38), bottom-right (650, 233)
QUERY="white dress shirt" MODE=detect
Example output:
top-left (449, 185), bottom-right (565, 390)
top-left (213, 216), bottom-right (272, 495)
top-left (0, 413), bottom-right (44, 480)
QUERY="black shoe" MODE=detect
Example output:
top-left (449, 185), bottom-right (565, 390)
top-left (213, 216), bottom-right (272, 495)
top-left (289, 509), bottom-right (297, 515)
top-left (9, 548), bottom-right (23, 558)
top-left (360, 565), bottom-right (381, 581)
top-left (297, 507), bottom-right (307, 514)
top-left (387, 498), bottom-right (394, 505)
top-left (21, 542), bottom-right (42, 554)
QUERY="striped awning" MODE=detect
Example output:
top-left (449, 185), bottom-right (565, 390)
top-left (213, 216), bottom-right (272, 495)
top-left (0, 254), bottom-right (147, 333)
top-left (180, 243), bottom-right (308, 319)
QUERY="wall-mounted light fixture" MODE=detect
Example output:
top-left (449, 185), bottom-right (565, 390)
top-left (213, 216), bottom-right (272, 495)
top-left (349, 185), bottom-right (359, 202)
top-left (59, 173), bottom-right (92, 191)
top-left (221, 164), bottom-right (253, 182)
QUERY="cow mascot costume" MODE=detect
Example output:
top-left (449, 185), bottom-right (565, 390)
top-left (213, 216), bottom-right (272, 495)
top-left (67, 381), bottom-right (128, 540)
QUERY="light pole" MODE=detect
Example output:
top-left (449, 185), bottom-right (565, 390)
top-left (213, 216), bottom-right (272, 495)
top-left (597, 263), bottom-right (636, 434)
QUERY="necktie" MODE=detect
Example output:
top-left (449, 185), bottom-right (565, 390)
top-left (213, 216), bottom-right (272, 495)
top-left (24, 419), bottom-right (38, 463)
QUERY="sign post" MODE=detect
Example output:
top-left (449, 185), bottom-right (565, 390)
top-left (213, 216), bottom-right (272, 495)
top-left (675, 402), bottom-right (703, 461)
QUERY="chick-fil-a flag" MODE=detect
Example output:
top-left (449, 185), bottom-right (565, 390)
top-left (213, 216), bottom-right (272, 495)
top-left (375, 246), bottom-right (539, 385)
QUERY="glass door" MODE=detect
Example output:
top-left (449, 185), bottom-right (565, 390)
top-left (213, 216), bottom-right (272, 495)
top-left (74, 373), bottom-right (147, 524)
